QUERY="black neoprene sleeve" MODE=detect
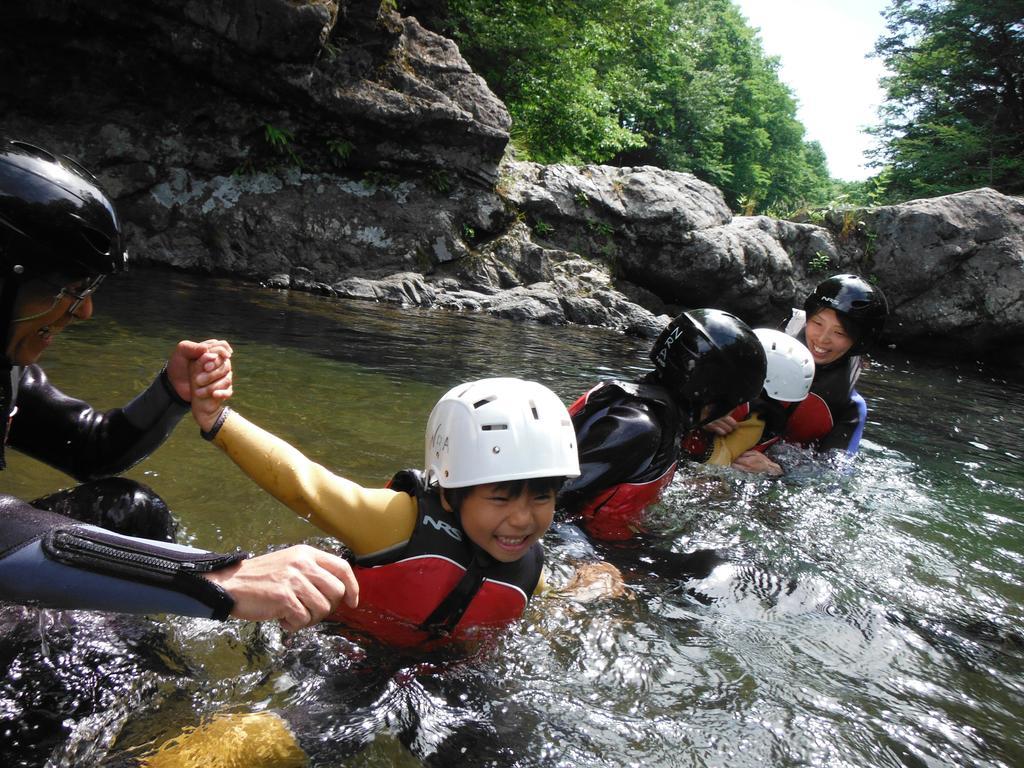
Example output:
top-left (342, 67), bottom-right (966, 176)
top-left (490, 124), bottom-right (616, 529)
top-left (8, 364), bottom-right (189, 481)
top-left (0, 494), bottom-right (243, 619)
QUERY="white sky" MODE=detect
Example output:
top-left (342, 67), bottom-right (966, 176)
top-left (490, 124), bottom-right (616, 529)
top-left (732, 0), bottom-right (891, 181)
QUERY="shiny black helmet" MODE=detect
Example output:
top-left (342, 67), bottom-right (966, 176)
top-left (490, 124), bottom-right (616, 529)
top-left (0, 138), bottom-right (127, 284)
top-left (649, 308), bottom-right (767, 426)
top-left (804, 274), bottom-right (887, 355)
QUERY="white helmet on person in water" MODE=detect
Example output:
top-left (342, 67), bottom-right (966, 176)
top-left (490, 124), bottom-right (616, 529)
top-left (425, 377), bottom-right (580, 488)
top-left (755, 328), bottom-right (815, 402)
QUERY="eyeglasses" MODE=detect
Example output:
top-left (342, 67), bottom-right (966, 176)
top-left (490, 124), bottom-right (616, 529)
top-left (59, 274), bottom-right (106, 316)
top-left (14, 274), bottom-right (106, 323)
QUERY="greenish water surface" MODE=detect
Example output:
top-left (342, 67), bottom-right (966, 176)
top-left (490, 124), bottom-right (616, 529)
top-left (2, 270), bottom-right (1022, 767)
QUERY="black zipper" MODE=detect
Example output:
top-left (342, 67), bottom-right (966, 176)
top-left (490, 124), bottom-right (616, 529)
top-left (52, 529), bottom-right (194, 573)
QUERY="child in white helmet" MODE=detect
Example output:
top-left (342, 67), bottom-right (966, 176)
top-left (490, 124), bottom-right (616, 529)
top-left (140, 375), bottom-right (625, 768)
top-left (189, 373), bottom-right (614, 646)
top-left (680, 329), bottom-right (815, 477)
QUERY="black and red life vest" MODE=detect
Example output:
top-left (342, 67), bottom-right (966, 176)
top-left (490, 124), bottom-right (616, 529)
top-left (563, 381), bottom-right (681, 541)
top-left (326, 470), bottom-right (543, 647)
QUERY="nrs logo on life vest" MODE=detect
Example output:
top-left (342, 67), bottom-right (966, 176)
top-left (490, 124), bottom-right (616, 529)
top-left (422, 515), bottom-right (463, 541)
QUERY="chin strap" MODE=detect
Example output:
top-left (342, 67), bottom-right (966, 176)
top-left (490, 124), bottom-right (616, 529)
top-left (0, 364), bottom-right (11, 470)
top-left (0, 268), bottom-right (24, 470)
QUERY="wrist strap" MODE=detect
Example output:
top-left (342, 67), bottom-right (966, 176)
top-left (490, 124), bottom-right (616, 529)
top-left (201, 406), bottom-right (231, 442)
top-left (159, 364), bottom-right (191, 407)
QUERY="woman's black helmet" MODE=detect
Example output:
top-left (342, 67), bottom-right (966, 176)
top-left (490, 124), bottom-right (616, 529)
top-left (0, 139), bottom-right (127, 284)
top-left (804, 274), bottom-right (887, 355)
top-left (649, 308), bottom-right (767, 427)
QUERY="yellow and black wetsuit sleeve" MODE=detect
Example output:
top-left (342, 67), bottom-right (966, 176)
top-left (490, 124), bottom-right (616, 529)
top-left (706, 414), bottom-right (768, 466)
top-left (210, 410), bottom-right (416, 558)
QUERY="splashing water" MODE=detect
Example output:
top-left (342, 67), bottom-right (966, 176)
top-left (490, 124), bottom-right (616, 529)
top-left (1, 271), bottom-right (1021, 767)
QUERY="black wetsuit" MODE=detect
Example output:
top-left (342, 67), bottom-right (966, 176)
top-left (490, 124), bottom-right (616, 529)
top-left (0, 363), bottom-right (242, 619)
top-left (557, 379), bottom-right (685, 541)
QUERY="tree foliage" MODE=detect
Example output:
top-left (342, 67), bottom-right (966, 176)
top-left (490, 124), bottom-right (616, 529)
top-left (441, 0), bottom-right (833, 213)
top-left (870, 0), bottom-right (1024, 200)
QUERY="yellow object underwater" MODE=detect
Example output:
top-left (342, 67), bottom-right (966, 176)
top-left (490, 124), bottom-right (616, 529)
top-left (140, 711), bottom-right (306, 768)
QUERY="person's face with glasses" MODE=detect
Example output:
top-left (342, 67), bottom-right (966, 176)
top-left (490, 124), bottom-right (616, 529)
top-left (5, 274), bottom-right (103, 365)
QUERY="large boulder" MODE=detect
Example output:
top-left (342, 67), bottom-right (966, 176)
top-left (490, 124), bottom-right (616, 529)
top-left (0, 0), bottom-right (511, 281)
top-left (0, 0), bottom-right (510, 184)
top-left (501, 162), bottom-right (837, 325)
top-left (858, 188), bottom-right (1024, 360)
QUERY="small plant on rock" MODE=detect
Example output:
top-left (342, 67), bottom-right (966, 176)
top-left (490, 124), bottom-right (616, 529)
top-left (327, 137), bottom-right (354, 167)
top-left (428, 170), bottom-right (452, 194)
top-left (809, 250), bottom-right (832, 273)
top-left (264, 123), bottom-right (301, 168)
top-left (533, 219), bottom-right (553, 236)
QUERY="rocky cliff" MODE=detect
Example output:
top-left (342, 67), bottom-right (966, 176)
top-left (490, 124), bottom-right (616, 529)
top-left (2, 0), bottom-right (1022, 365)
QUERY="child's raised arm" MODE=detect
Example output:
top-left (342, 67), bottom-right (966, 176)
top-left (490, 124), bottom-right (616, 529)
top-left (200, 408), bottom-right (417, 557)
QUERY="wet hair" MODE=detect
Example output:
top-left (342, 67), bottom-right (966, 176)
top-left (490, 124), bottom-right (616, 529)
top-left (443, 476), bottom-right (565, 514)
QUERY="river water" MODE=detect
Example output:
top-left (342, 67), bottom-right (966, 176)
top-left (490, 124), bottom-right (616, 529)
top-left (2, 270), bottom-right (1022, 767)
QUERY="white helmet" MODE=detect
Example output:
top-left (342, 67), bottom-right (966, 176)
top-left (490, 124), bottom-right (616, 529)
top-left (754, 328), bottom-right (815, 402)
top-left (425, 378), bottom-right (580, 488)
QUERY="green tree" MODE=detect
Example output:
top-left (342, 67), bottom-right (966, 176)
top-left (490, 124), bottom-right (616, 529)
top-left (445, 0), bottom-right (651, 162)
top-left (443, 0), bottom-right (834, 213)
top-left (870, 0), bottom-right (1024, 200)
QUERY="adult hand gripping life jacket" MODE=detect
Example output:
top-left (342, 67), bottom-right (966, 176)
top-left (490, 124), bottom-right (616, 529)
top-left (681, 388), bottom-right (852, 463)
top-left (560, 381), bottom-right (681, 542)
top-left (326, 470), bottom-right (544, 647)
top-left (678, 402), bottom-right (762, 463)
top-left (681, 397), bottom-right (814, 463)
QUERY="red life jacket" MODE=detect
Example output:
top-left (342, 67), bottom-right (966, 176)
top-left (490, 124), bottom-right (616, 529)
top-left (326, 470), bottom-right (543, 647)
top-left (782, 393), bottom-right (834, 446)
top-left (570, 464), bottom-right (677, 541)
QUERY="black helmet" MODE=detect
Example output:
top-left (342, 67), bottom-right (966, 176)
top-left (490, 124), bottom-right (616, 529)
top-left (0, 139), bottom-right (127, 284)
top-left (649, 308), bottom-right (767, 426)
top-left (804, 274), bottom-right (887, 355)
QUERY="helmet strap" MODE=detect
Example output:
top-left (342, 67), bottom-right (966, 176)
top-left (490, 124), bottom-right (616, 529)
top-left (0, 268), bottom-right (24, 368)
